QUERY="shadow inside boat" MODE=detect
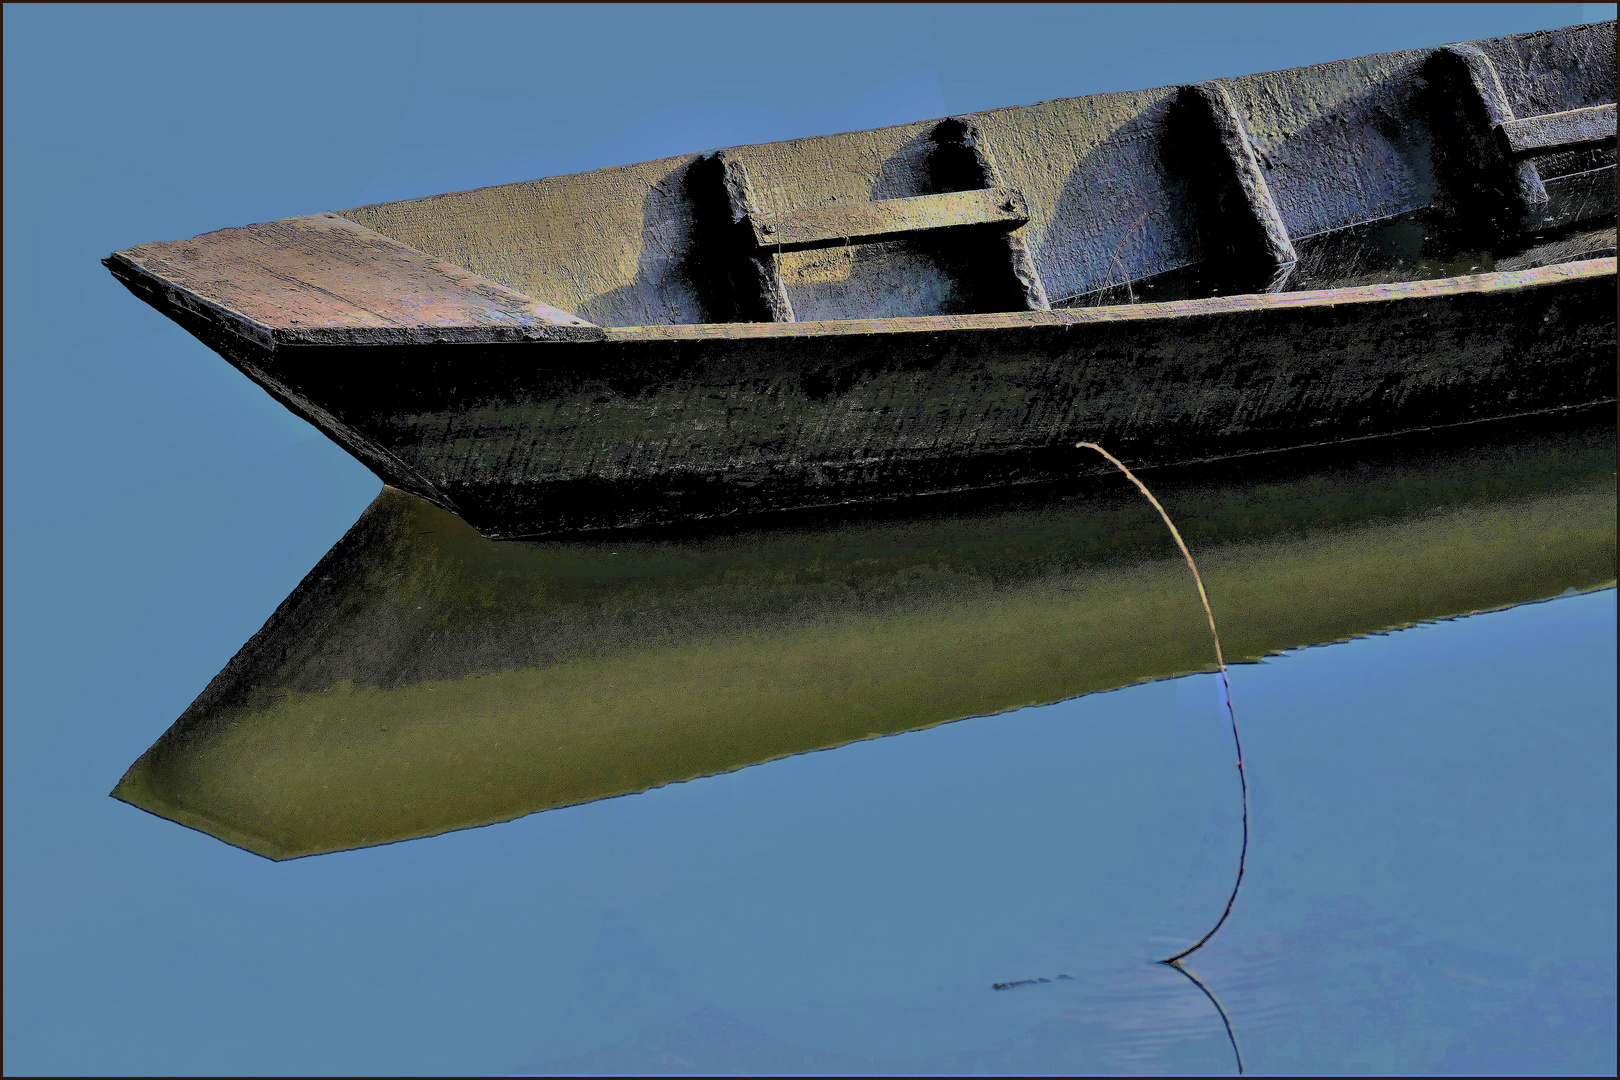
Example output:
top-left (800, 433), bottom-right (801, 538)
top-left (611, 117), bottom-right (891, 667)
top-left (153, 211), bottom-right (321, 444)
top-left (112, 405), bottom-right (1617, 860)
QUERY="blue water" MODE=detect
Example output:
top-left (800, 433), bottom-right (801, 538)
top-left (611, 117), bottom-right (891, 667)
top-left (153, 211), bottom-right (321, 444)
top-left (5, 590), bottom-right (1612, 1075)
top-left (7, 5), bottom-right (1616, 1073)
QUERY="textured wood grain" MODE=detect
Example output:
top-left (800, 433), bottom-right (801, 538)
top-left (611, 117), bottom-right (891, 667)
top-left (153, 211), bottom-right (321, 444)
top-left (748, 187), bottom-right (1028, 249)
top-left (1499, 103), bottom-right (1617, 153)
top-left (604, 257), bottom-right (1614, 340)
top-left (100, 23), bottom-right (1616, 539)
top-left (247, 259), bottom-right (1614, 538)
top-left (108, 212), bottom-right (595, 341)
top-left (317, 23), bottom-right (1612, 324)
top-left (339, 154), bottom-right (715, 327)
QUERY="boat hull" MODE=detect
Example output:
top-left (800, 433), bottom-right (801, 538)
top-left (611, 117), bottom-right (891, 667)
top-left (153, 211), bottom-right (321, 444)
top-left (101, 19), bottom-right (1616, 538)
top-left (115, 256), bottom-right (1617, 538)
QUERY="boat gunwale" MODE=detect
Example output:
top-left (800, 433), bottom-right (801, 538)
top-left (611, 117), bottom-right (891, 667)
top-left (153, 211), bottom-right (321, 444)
top-left (594, 258), bottom-right (1616, 345)
top-left (107, 244), bottom-right (1615, 350)
top-left (130, 257), bottom-right (1607, 349)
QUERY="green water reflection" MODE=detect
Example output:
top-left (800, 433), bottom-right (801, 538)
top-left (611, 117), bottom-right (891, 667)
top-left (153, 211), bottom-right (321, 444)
top-left (114, 411), bottom-right (1617, 858)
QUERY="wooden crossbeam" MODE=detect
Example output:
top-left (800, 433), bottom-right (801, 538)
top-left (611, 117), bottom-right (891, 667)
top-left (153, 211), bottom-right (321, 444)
top-left (744, 187), bottom-right (1029, 250)
top-left (1497, 103), bottom-right (1617, 155)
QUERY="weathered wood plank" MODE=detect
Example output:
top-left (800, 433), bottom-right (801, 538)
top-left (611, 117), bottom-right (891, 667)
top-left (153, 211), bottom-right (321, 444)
top-left (605, 258), bottom-right (1615, 341)
top-left (1498, 103), bottom-right (1617, 154)
top-left (107, 213), bottom-right (596, 343)
top-left (1189, 82), bottom-right (1297, 280)
top-left (716, 152), bottom-right (795, 321)
top-left (1433, 43), bottom-right (1550, 214)
top-left (1539, 166), bottom-right (1619, 230)
top-left (944, 117), bottom-right (1051, 311)
top-left (229, 258), bottom-right (1613, 539)
top-left (746, 187), bottom-right (1029, 250)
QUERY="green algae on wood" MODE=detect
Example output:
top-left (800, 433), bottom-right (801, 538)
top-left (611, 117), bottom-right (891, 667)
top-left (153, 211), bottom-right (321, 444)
top-left (113, 415), bottom-right (1618, 860)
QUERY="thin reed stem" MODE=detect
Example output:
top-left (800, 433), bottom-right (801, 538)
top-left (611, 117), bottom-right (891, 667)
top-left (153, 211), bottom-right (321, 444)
top-left (1075, 442), bottom-right (1249, 966)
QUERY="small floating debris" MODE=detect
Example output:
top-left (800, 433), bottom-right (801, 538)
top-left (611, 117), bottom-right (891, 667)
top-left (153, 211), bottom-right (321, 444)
top-left (993, 975), bottom-right (1075, 991)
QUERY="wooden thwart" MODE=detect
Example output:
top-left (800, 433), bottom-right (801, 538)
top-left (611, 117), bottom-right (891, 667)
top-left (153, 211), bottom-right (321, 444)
top-left (745, 187), bottom-right (1029, 250)
top-left (1498, 103), bottom-right (1617, 155)
top-left (714, 119), bottom-right (1050, 321)
top-left (1434, 44), bottom-right (1616, 232)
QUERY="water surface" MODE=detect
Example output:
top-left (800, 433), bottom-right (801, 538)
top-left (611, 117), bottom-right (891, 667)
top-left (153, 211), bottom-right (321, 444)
top-left (522, 589), bottom-right (1616, 1074)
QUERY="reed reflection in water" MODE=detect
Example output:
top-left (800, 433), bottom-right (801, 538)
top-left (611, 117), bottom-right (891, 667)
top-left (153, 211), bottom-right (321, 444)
top-left (79, 411), bottom-right (1615, 1074)
top-left (524, 589), bottom-right (1614, 1075)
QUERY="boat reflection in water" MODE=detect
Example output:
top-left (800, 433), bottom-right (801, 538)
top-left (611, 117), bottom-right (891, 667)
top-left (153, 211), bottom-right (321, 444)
top-left (112, 408), bottom-right (1616, 861)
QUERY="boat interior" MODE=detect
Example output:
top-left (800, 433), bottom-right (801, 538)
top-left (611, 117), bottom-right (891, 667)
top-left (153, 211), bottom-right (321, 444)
top-left (329, 23), bottom-right (1616, 329)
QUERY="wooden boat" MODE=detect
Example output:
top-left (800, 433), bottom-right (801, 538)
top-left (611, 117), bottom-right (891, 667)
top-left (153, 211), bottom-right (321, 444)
top-left (105, 22), bottom-right (1617, 539)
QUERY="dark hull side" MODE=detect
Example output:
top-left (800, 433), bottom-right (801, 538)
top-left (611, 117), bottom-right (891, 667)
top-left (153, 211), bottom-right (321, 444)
top-left (118, 259), bottom-right (1617, 538)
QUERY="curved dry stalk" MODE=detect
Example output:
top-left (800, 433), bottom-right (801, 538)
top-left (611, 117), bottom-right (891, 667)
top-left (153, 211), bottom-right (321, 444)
top-left (1075, 442), bottom-right (1249, 966)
